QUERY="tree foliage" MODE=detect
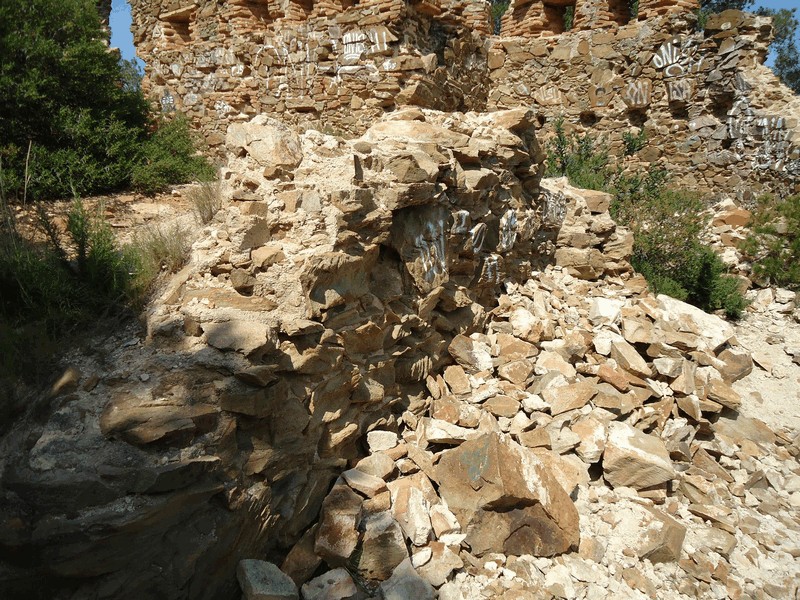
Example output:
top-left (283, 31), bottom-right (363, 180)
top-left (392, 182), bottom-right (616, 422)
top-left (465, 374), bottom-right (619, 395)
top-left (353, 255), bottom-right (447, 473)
top-left (0, 0), bottom-right (213, 199)
top-left (757, 6), bottom-right (800, 93)
top-left (0, 0), bottom-right (149, 198)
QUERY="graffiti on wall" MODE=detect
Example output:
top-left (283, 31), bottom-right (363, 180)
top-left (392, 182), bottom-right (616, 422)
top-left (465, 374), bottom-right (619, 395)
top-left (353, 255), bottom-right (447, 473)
top-left (727, 97), bottom-right (799, 173)
top-left (652, 36), bottom-right (703, 104)
top-left (258, 25), bottom-right (395, 100)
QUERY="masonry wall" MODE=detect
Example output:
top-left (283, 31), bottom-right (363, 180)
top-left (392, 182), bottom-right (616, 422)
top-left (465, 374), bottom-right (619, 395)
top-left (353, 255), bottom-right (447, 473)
top-left (128, 0), bottom-right (800, 198)
top-left (488, 10), bottom-right (800, 199)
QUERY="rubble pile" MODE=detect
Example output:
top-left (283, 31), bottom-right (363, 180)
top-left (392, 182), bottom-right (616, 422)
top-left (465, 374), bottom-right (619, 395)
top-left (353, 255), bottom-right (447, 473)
top-left (242, 268), bottom-right (800, 599)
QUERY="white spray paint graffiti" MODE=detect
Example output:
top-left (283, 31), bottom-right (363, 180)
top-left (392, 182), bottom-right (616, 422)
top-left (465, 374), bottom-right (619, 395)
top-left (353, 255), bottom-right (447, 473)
top-left (260, 26), bottom-right (394, 100)
top-left (621, 80), bottom-right (651, 109)
top-left (727, 97), bottom-right (796, 172)
top-left (481, 254), bottom-right (501, 285)
top-left (214, 100), bottom-right (234, 115)
top-left (451, 210), bottom-right (471, 234)
top-left (160, 90), bottom-right (176, 112)
top-left (666, 78), bottom-right (693, 103)
top-left (470, 223), bottom-right (487, 253)
top-left (497, 209), bottom-right (518, 252)
top-left (415, 217), bottom-right (448, 284)
top-left (652, 37), bottom-right (703, 78)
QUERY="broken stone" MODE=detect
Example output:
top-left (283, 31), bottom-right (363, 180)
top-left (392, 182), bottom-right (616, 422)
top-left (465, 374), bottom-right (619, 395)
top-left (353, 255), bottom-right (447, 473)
top-left (301, 569), bottom-right (357, 600)
top-left (542, 380), bottom-right (596, 416)
top-left (356, 511), bottom-right (407, 581)
top-left (436, 433), bottom-right (579, 557)
top-left (603, 422), bottom-right (675, 490)
top-left (237, 560), bottom-right (298, 600)
top-left (379, 559), bottom-right (435, 600)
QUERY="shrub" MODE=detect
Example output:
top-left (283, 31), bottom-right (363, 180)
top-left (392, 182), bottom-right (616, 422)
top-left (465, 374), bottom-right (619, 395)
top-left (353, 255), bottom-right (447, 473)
top-left (189, 180), bottom-right (224, 224)
top-left (545, 119), bottom-right (747, 318)
top-left (131, 117), bottom-right (216, 195)
top-left (622, 129), bottom-right (647, 156)
top-left (0, 0), bottom-right (149, 199)
top-left (0, 1), bottom-right (214, 200)
top-left (545, 117), bottom-right (611, 191)
top-left (740, 194), bottom-right (800, 290)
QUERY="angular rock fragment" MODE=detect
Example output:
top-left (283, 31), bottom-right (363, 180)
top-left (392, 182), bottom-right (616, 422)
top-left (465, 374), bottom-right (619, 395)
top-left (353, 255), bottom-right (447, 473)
top-left (237, 560), bottom-right (298, 600)
top-left (603, 422), bottom-right (675, 490)
top-left (379, 559), bottom-right (435, 600)
top-left (301, 569), bottom-right (358, 600)
top-left (435, 432), bottom-right (579, 557)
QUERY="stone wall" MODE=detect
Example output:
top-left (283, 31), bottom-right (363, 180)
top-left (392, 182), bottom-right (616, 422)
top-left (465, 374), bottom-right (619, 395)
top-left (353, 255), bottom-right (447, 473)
top-left (127, 0), bottom-right (800, 195)
top-left (129, 0), bottom-right (491, 145)
top-left (489, 10), bottom-right (800, 199)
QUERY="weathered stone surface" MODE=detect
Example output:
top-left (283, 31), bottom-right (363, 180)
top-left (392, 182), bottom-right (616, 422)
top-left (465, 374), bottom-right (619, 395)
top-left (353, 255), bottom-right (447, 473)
top-left (342, 468), bottom-right (387, 498)
top-left (657, 295), bottom-right (735, 352)
top-left (542, 381), bottom-right (596, 416)
top-left (603, 422), bottom-right (675, 490)
top-left (414, 542), bottom-right (463, 587)
top-left (379, 559), bottom-right (435, 600)
top-left (301, 569), bottom-right (358, 600)
top-left (435, 433), bottom-right (579, 557)
top-left (237, 560), bottom-right (298, 600)
top-left (314, 483), bottom-right (362, 566)
top-left (449, 335), bottom-right (494, 372)
top-left (356, 512), bottom-right (407, 581)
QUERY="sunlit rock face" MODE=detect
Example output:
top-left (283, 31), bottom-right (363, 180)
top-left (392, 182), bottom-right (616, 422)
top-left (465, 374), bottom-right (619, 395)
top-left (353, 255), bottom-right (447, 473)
top-left (1, 108), bottom-right (601, 599)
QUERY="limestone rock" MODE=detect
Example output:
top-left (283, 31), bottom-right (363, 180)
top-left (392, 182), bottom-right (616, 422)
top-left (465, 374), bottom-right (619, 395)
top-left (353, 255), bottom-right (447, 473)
top-left (356, 511), bottom-right (408, 581)
top-left (379, 558), bottom-right (435, 600)
top-left (301, 569), bottom-right (358, 600)
top-left (435, 432), bottom-right (579, 557)
top-left (603, 422), bottom-right (675, 490)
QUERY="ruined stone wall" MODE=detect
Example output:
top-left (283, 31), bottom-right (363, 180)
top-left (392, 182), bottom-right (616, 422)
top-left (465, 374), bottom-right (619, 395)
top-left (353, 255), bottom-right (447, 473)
top-left (128, 0), bottom-right (800, 197)
top-left (489, 9), bottom-right (800, 199)
top-left (1, 108), bottom-right (630, 599)
top-left (129, 0), bottom-right (490, 146)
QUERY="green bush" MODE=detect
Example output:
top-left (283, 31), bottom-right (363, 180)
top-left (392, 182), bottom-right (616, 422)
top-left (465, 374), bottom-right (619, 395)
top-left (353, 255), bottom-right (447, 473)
top-left (545, 117), bottom-right (611, 191)
top-left (740, 194), bottom-right (800, 290)
top-left (545, 119), bottom-right (747, 318)
top-left (0, 0), bottom-right (149, 199)
top-left (0, 0), bottom-right (213, 200)
top-left (131, 117), bottom-right (216, 195)
top-left (622, 129), bottom-right (647, 156)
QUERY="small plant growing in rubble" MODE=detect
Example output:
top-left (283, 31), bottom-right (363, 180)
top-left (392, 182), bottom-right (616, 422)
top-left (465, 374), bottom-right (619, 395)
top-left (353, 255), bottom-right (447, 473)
top-left (740, 193), bottom-right (800, 290)
top-left (622, 129), bottom-right (647, 156)
top-left (545, 119), bottom-right (747, 319)
top-left (188, 180), bottom-right (224, 224)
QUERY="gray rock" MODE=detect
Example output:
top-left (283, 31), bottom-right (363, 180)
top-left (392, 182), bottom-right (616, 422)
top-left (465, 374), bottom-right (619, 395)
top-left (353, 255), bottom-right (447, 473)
top-left (237, 560), bottom-right (298, 600)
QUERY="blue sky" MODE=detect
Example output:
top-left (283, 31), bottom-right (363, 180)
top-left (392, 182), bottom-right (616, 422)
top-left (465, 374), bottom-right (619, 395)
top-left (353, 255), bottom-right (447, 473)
top-left (109, 0), bottom-right (798, 67)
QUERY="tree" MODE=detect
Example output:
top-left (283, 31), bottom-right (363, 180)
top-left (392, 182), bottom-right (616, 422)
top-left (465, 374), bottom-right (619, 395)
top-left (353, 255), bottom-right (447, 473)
top-left (0, 0), bottom-right (149, 198)
top-left (700, 0), bottom-right (753, 13)
top-left (756, 6), bottom-right (800, 93)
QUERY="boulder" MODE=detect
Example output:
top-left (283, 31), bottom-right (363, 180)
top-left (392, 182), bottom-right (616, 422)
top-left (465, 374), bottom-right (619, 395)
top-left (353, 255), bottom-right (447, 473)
top-left (378, 559), bottom-right (435, 600)
top-left (435, 433), bottom-right (579, 557)
top-left (236, 560), bottom-right (298, 600)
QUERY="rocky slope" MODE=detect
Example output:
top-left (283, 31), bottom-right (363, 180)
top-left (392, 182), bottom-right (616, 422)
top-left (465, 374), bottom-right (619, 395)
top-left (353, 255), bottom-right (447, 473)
top-left (1, 109), bottom-right (798, 600)
top-left (248, 267), bottom-right (800, 599)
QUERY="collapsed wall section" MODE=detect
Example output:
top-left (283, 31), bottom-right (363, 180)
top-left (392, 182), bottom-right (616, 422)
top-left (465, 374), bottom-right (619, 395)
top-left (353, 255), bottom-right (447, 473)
top-left (1, 109), bottom-right (634, 599)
